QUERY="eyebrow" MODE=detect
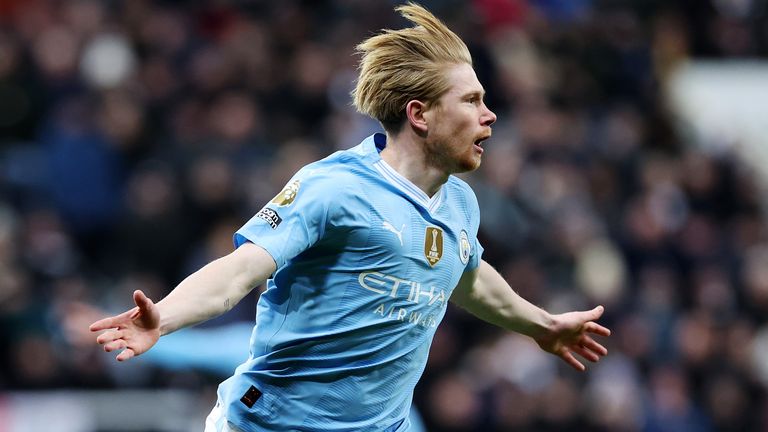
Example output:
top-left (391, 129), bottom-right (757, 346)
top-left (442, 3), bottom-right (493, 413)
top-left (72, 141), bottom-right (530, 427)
top-left (462, 90), bottom-right (485, 99)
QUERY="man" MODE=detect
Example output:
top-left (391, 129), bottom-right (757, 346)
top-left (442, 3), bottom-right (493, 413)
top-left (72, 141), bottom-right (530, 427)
top-left (91, 3), bottom-right (610, 431)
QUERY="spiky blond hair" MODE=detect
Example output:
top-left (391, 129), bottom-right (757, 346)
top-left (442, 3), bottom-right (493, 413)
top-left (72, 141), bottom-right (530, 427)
top-left (352, 3), bottom-right (472, 133)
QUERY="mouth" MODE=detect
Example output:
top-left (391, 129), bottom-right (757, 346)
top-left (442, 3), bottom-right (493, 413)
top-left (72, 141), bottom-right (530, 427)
top-left (473, 135), bottom-right (490, 152)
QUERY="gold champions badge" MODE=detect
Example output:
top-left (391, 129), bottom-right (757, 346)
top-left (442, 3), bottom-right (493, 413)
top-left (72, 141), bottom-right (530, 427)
top-left (271, 180), bottom-right (301, 206)
top-left (424, 227), bottom-right (443, 267)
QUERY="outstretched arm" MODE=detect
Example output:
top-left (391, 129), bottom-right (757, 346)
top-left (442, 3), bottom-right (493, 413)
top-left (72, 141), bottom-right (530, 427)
top-left (450, 260), bottom-right (611, 371)
top-left (89, 242), bottom-right (276, 361)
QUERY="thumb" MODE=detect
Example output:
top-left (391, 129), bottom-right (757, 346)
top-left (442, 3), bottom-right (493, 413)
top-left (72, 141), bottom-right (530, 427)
top-left (131, 290), bottom-right (155, 317)
top-left (134, 290), bottom-right (152, 306)
top-left (584, 305), bottom-right (604, 321)
top-left (129, 290), bottom-right (161, 329)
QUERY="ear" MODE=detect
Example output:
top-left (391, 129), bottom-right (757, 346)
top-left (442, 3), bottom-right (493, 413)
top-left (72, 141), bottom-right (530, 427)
top-left (405, 100), bottom-right (429, 135)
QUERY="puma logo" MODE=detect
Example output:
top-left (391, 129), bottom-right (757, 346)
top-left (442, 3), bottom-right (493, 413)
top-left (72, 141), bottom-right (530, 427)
top-left (382, 221), bottom-right (405, 246)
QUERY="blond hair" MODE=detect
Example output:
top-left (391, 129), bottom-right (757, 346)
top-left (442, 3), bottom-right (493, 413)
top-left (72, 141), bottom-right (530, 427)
top-left (352, 3), bottom-right (472, 133)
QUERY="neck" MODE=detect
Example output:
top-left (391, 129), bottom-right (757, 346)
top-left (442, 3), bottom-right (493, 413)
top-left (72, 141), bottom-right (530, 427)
top-left (380, 131), bottom-right (449, 198)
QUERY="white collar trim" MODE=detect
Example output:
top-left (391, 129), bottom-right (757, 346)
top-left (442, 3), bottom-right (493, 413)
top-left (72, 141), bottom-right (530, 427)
top-left (373, 160), bottom-right (444, 213)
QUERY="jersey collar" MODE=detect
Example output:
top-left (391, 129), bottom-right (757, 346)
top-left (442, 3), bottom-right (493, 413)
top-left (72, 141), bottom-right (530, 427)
top-left (366, 133), bottom-right (445, 214)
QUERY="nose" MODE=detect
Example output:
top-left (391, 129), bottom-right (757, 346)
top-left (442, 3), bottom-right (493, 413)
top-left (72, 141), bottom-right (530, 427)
top-left (481, 104), bottom-right (497, 127)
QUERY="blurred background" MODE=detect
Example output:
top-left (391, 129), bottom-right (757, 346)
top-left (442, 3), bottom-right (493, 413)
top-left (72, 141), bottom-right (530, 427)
top-left (1, 0), bottom-right (768, 431)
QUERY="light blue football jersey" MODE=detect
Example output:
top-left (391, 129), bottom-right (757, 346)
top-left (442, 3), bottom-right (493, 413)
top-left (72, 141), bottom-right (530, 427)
top-left (219, 133), bottom-right (483, 431)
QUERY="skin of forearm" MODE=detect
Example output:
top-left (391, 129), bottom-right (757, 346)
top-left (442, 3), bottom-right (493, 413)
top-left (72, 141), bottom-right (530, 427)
top-left (452, 260), bottom-right (554, 338)
top-left (157, 244), bottom-right (275, 336)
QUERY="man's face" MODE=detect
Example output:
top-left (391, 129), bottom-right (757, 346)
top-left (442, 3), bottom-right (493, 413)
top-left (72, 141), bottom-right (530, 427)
top-left (422, 63), bottom-right (497, 174)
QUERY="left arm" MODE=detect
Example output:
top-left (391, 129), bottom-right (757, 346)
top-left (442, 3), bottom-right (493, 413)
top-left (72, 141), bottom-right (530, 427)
top-left (451, 260), bottom-right (611, 371)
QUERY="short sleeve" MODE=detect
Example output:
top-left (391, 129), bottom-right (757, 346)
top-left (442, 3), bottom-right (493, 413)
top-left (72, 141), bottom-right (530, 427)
top-left (468, 236), bottom-right (484, 271)
top-left (464, 182), bottom-right (484, 271)
top-left (234, 168), bottom-right (335, 269)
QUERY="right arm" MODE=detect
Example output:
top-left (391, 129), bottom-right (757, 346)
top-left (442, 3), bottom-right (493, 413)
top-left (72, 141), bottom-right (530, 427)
top-left (157, 242), bottom-right (275, 336)
top-left (90, 242), bottom-right (276, 361)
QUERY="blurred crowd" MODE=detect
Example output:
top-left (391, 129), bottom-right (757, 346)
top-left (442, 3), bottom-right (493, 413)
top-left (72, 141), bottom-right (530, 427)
top-left (1, 0), bottom-right (768, 431)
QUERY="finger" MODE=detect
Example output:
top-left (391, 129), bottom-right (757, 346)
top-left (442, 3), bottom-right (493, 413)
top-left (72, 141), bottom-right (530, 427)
top-left (571, 345), bottom-right (600, 363)
top-left (581, 335), bottom-right (608, 356)
top-left (89, 316), bottom-right (122, 332)
top-left (104, 340), bottom-right (127, 353)
top-left (96, 329), bottom-right (124, 345)
top-left (89, 308), bottom-right (137, 332)
top-left (116, 347), bottom-right (135, 362)
top-left (560, 350), bottom-right (585, 372)
top-left (585, 321), bottom-right (611, 337)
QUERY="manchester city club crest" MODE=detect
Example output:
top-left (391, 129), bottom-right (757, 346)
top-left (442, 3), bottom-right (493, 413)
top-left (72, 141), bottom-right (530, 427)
top-left (459, 230), bottom-right (471, 265)
top-left (424, 227), bottom-right (443, 267)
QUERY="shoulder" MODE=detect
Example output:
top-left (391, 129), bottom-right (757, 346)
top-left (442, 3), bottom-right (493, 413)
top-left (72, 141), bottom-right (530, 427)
top-left (445, 175), bottom-right (481, 228)
top-left (446, 175), bottom-right (479, 208)
top-left (282, 152), bottom-right (370, 210)
top-left (293, 151), bottom-right (366, 191)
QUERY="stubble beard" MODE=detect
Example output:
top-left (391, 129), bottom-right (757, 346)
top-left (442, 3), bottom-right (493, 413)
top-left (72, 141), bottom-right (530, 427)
top-left (424, 136), bottom-right (481, 174)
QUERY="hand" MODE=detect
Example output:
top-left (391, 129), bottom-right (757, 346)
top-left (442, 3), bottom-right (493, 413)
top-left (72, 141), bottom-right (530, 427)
top-left (533, 305), bottom-right (611, 371)
top-left (89, 290), bottom-right (161, 361)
